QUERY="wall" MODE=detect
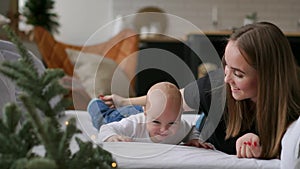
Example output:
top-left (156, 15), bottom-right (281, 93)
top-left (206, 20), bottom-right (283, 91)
top-left (1, 0), bottom-right (300, 44)
top-left (54, 0), bottom-right (113, 45)
top-left (112, 0), bottom-right (300, 39)
top-left (0, 0), bottom-right (114, 45)
top-left (0, 0), bottom-right (11, 37)
top-left (0, 1), bottom-right (9, 16)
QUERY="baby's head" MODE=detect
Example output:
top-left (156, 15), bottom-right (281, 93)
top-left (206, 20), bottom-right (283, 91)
top-left (144, 82), bottom-right (182, 143)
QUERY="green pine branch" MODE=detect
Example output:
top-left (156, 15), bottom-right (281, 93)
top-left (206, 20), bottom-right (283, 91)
top-left (0, 103), bottom-right (40, 168)
top-left (0, 25), bottom-right (116, 169)
top-left (22, 0), bottom-right (60, 33)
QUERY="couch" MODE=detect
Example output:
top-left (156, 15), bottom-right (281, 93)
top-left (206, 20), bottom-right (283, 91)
top-left (33, 26), bottom-right (139, 110)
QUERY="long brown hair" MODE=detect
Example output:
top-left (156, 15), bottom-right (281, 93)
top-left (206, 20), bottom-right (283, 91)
top-left (225, 22), bottom-right (300, 159)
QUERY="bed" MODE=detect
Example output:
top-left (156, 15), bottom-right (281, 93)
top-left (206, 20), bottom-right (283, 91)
top-left (62, 110), bottom-right (281, 169)
top-left (0, 37), bottom-right (293, 169)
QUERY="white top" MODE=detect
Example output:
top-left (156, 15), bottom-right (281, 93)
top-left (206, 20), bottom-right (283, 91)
top-left (98, 113), bottom-right (196, 144)
top-left (281, 116), bottom-right (300, 169)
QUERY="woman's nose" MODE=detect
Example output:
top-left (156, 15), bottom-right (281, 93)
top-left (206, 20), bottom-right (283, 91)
top-left (224, 67), bottom-right (231, 83)
top-left (224, 73), bottom-right (231, 83)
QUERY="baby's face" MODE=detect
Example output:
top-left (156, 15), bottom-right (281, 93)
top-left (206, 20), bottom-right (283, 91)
top-left (145, 89), bottom-right (181, 143)
top-left (146, 109), bottom-right (180, 143)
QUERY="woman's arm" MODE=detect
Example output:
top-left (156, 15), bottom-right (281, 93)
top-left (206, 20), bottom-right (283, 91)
top-left (102, 88), bottom-right (195, 112)
top-left (101, 94), bottom-right (147, 108)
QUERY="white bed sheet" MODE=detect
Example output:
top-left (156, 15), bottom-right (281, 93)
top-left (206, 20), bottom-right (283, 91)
top-left (63, 110), bottom-right (280, 169)
top-left (103, 142), bottom-right (279, 169)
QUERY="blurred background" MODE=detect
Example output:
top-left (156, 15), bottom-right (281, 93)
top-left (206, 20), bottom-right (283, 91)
top-left (1, 0), bottom-right (299, 44)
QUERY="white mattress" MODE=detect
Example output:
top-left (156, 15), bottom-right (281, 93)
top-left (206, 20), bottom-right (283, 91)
top-left (63, 110), bottom-right (280, 169)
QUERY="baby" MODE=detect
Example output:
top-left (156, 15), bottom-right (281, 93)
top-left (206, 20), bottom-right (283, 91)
top-left (98, 82), bottom-right (195, 144)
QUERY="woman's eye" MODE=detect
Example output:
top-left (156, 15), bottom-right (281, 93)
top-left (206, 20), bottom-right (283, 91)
top-left (233, 70), bottom-right (244, 78)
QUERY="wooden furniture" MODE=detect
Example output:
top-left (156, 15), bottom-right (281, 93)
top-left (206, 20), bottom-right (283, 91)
top-left (33, 26), bottom-right (139, 110)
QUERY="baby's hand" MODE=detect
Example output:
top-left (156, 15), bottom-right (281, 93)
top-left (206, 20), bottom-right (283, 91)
top-left (105, 135), bottom-right (133, 142)
top-left (184, 139), bottom-right (215, 149)
top-left (236, 133), bottom-right (262, 158)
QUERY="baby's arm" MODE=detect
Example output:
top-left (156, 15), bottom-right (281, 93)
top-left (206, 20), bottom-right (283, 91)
top-left (98, 117), bottom-right (135, 142)
top-left (184, 126), bottom-right (215, 149)
top-left (105, 135), bottom-right (132, 142)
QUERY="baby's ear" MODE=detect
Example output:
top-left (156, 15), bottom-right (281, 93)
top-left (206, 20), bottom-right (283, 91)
top-left (144, 111), bottom-right (147, 116)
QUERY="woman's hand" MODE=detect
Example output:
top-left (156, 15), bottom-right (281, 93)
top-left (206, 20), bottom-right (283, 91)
top-left (99, 94), bottom-right (126, 108)
top-left (184, 139), bottom-right (215, 149)
top-left (236, 133), bottom-right (262, 158)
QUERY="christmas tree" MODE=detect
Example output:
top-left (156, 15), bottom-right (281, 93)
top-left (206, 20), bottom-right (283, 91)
top-left (0, 25), bottom-right (117, 169)
top-left (22, 0), bottom-right (59, 33)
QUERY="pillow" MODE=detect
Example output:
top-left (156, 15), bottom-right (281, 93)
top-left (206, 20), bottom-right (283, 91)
top-left (66, 48), bottom-right (135, 98)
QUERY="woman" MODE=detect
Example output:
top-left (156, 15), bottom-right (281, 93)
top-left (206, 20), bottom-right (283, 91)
top-left (101, 22), bottom-right (300, 159)
top-left (222, 22), bottom-right (300, 159)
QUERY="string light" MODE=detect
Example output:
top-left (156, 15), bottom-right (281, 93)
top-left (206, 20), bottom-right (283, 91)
top-left (65, 121), bottom-right (69, 126)
top-left (111, 161), bottom-right (117, 168)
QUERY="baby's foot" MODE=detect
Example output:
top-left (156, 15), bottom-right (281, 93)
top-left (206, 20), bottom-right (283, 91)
top-left (87, 98), bottom-right (108, 130)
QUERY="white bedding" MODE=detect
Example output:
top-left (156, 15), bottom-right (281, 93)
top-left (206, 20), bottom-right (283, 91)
top-left (63, 110), bottom-right (280, 169)
top-left (102, 142), bottom-right (279, 169)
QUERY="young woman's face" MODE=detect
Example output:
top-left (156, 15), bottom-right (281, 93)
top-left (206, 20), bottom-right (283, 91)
top-left (224, 41), bottom-right (258, 102)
